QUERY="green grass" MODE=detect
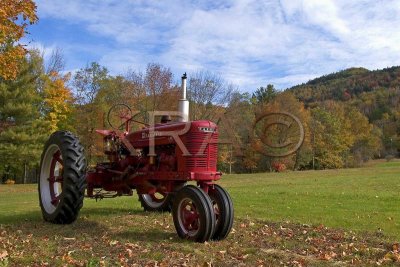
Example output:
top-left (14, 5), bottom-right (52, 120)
top-left (1, 160), bottom-right (399, 236)
top-left (220, 160), bottom-right (400, 238)
top-left (0, 160), bottom-right (399, 266)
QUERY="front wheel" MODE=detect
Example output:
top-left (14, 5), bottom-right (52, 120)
top-left (172, 185), bottom-right (215, 242)
top-left (38, 131), bottom-right (86, 224)
top-left (208, 184), bottom-right (234, 240)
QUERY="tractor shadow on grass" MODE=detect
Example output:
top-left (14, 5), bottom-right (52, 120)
top-left (81, 207), bottom-right (178, 242)
top-left (114, 228), bottom-right (176, 242)
top-left (80, 207), bottom-right (144, 217)
top-left (1, 207), bottom-right (178, 243)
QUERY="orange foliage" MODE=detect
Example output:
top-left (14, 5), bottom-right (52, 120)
top-left (43, 72), bottom-right (74, 132)
top-left (0, 0), bottom-right (38, 79)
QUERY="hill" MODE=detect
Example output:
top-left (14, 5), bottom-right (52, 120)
top-left (287, 66), bottom-right (400, 157)
top-left (289, 66), bottom-right (400, 108)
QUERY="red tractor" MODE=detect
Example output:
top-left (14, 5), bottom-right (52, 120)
top-left (38, 73), bottom-right (234, 242)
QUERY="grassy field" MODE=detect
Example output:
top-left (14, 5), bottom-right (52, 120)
top-left (0, 160), bottom-right (400, 266)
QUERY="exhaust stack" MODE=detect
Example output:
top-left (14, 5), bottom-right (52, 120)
top-left (178, 73), bottom-right (189, 122)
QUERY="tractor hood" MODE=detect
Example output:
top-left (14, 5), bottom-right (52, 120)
top-left (126, 120), bottom-right (217, 148)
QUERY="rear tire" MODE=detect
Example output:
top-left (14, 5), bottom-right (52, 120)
top-left (172, 185), bottom-right (215, 242)
top-left (38, 131), bottom-right (86, 224)
top-left (208, 184), bottom-right (234, 240)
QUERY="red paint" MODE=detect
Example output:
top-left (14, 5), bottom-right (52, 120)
top-left (181, 199), bottom-right (200, 232)
top-left (49, 150), bottom-right (62, 206)
top-left (86, 120), bottom-right (221, 199)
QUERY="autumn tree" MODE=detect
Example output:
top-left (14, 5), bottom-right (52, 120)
top-left (45, 48), bottom-right (65, 74)
top-left (322, 101), bottom-right (382, 166)
top-left (187, 71), bottom-right (235, 121)
top-left (144, 63), bottom-right (175, 111)
top-left (95, 74), bottom-right (149, 131)
top-left (72, 62), bottom-right (109, 163)
top-left (220, 92), bottom-right (255, 173)
top-left (289, 66), bottom-right (400, 159)
top-left (250, 92), bottom-right (311, 171)
top-left (310, 107), bottom-right (348, 169)
top-left (73, 62), bottom-right (109, 105)
top-left (308, 100), bottom-right (381, 169)
top-left (42, 71), bottom-right (74, 132)
top-left (0, 0), bottom-right (38, 80)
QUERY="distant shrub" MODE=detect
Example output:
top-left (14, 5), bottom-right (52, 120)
top-left (272, 162), bottom-right (286, 172)
top-left (4, 179), bottom-right (15, 185)
top-left (385, 155), bottom-right (395, 162)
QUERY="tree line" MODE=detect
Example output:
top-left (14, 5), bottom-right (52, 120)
top-left (0, 1), bottom-right (397, 182)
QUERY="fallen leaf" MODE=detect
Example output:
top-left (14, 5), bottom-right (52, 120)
top-left (237, 254), bottom-right (249, 260)
top-left (384, 252), bottom-right (400, 262)
top-left (109, 240), bottom-right (119, 246)
top-left (318, 253), bottom-right (331, 261)
top-left (67, 250), bottom-right (75, 256)
top-left (126, 248), bottom-right (133, 257)
top-left (0, 250), bottom-right (8, 260)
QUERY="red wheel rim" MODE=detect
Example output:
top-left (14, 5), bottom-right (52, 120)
top-left (48, 150), bottom-right (63, 206)
top-left (179, 198), bottom-right (200, 236)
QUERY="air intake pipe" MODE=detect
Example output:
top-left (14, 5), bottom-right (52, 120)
top-left (178, 73), bottom-right (189, 122)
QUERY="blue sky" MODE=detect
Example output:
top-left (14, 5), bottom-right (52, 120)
top-left (25, 0), bottom-right (400, 92)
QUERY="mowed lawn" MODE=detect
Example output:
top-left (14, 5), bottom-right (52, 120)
top-left (0, 160), bottom-right (399, 266)
top-left (1, 160), bottom-right (399, 236)
top-left (222, 160), bottom-right (400, 237)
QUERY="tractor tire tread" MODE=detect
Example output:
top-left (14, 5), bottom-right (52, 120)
top-left (172, 185), bottom-right (215, 243)
top-left (39, 131), bottom-right (86, 224)
top-left (209, 184), bottom-right (234, 240)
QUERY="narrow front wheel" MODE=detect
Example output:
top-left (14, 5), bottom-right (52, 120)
top-left (208, 184), bottom-right (234, 240)
top-left (172, 185), bottom-right (215, 242)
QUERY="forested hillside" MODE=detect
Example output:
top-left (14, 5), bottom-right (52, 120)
top-left (288, 67), bottom-right (399, 162)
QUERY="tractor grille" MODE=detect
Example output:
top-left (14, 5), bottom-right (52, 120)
top-left (185, 130), bottom-right (218, 171)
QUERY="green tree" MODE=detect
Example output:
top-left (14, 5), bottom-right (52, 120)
top-left (0, 50), bottom-right (50, 182)
top-left (73, 62), bottom-right (109, 105)
top-left (252, 84), bottom-right (277, 104)
top-left (72, 62), bottom-right (109, 163)
top-left (311, 107), bottom-right (348, 169)
top-left (220, 92), bottom-right (254, 173)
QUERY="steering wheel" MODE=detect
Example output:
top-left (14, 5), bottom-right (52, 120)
top-left (107, 103), bottom-right (149, 131)
top-left (107, 104), bottom-right (133, 130)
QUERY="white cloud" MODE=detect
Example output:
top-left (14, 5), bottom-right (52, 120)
top-left (25, 41), bottom-right (58, 62)
top-left (34, 0), bottom-right (400, 90)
